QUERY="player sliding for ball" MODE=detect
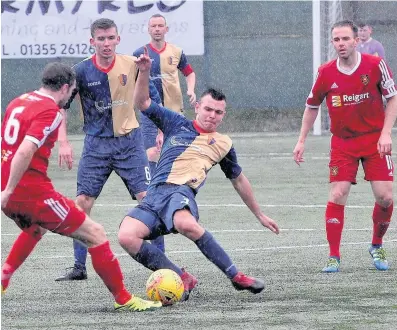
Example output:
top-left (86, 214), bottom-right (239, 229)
top-left (117, 46), bottom-right (280, 301)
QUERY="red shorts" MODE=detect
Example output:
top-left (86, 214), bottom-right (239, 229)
top-left (329, 132), bottom-right (394, 184)
top-left (3, 182), bottom-right (86, 236)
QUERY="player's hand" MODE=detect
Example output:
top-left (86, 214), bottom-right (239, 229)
top-left (1, 190), bottom-right (12, 209)
top-left (156, 130), bottom-right (164, 152)
top-left (293, 141), bottom-right (305, 166)
top-left (58, 140), bottom-right (74, 170)
top-left (258, 214), bottom-right (280, 235)
top-left (135, 46), bottom-right (152, 72)
top-left (377, 132), bottom-right (392, 158)
top-left (187, 90), bottom-right (196, 106)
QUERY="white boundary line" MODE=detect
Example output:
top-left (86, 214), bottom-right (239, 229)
top-left (21, 239), bottom-right (397, 260)
top-left (1, 227), bottom-right (395, 236)
top-left (93, 203), bottom-right (377, 208)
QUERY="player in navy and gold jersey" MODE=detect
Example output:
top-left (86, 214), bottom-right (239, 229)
top-left (55, 18), bottom-right (161, 281)
top-left (133, 14), bottom-right (196, 252)
top-left (117, 50), bottom-right (280, 299)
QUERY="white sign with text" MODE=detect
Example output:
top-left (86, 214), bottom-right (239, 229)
top-left (1, 0), bottom-right (204, 58)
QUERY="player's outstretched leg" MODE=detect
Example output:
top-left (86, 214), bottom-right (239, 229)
top-left (1, 228), bottom-right (44, 293)
top-left (195, 230), bottom-right (264, 293)
top-left (150, 236), bottom-right (165, 253)
top-left (72, 215), bottom-right (161, 311)
top-left (173, 210), bottom-right (265, 294)
top-left (118, 217), bottom-right (198, 301)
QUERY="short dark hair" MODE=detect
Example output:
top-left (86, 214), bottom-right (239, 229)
top-left (149, 14), bottom-right (167, 25)
top-left (91, 18), bottom-right (118, 37)
top-left (357, 22), bottom-right (371, 29)
top-left (200, 88), bottom-right (226, 102)
top-left (331, 20), bottom-right (358, 37)
top-left (41, 62), bottom-right (75, 92)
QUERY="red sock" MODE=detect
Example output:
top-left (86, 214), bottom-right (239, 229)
top-left (88, 241), bottom-right (131, 305)
top-left (2, 231), bottom-right (42, 290)
top-left (372, 202), bottom-right (393, 245)
top-left (325, 202), bottom-right (345, 258)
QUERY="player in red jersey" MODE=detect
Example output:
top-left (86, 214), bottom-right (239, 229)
top-left (293, 20), bottom-right (397, 272)
top-left (1, 62), bottom-right (161, 311)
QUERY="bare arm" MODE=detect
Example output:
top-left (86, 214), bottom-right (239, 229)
top-left (1, 140), bottom-right (37, 208)
top-left (57, 108), bottom-right (68, 143)
top-left (57, 108), bottom-right (73, 170)
top-left (134, 49), bottom-right (152, 111)
top-left (293, 107), bottom-right (319, 165)
top-left (382, 95), bottom-right (397, 135)
top-left (297, 107), bottom-right (319, 143)
top-left (185, 72), bottom-right (196, 106)
top-left (378, 94), bottom-right (397, 157)
top-left (230, 173), bottom-right (279, 234)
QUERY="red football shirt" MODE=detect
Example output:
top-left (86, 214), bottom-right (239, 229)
top-left (306, 52), bottom-right (397, 138)
top-left (1, 91), bottom-right (63, 189)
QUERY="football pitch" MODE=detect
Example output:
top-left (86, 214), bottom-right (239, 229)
top-left (1, 134), bottom-right (396, 330)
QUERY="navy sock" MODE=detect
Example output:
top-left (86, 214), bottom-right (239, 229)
top-left (134, 241), bottom-right (182, 276)
top-left (73, 239), bottom-right (87, 270)
top-left (149, 161), bottom-right (157, 178)
top-left (195, 231), bottom-right (238, 279)
top-left (150, 236), bottom-right (165, 253)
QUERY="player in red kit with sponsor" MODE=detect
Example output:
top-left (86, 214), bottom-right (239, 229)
top-left (293, 20), bottom-right (397, 272)
top-left (1, 62), bottom-right (161, 311)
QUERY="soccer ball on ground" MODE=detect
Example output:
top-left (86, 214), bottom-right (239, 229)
top-left (146, 269), bottom-right (185, 305)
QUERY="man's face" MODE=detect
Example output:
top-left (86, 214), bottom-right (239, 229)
top-left (195, 95), bottom-right (226, 132)
top-left (90, 27), bottom-right (120, 59)
top-left (58, 81), bottom-right (76, 108)
top-left (358, 25), bottom-right (372, 42)
top-left (331, 26), bottom-right (359, 60)
top-left (148, 17), bottom-right (168, 42)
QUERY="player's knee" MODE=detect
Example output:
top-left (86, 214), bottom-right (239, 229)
top-left (118, 217), bottom-right (146, 254)
top-left (76, 195), bottom-right (95, 214)
top-left (329, 188), bottom-right (349, 203)
top-left (86, 222), bottom-right (107, 247)
top-left (32, 227), bottom-right (47, 240)
top-left (375, 194), bottom-right (393, 208)
top-left (146, 147), bottom-right (159, 162)
top-left (173, 210), bottom-right (204, 240)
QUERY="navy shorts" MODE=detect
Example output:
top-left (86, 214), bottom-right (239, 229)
top-left (126, 184), bottom-right (199, 240)
top-left (140, 112), bottom-right (158, 150)
top-left (77, 128), bottom-right (150, 198)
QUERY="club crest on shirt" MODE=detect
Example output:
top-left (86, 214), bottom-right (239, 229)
top-left (168, 56), bottom-right (173, 65)
top-left (330, 166), bottom-right (338, 176)
top-left (118, 74), bottom-right (128, 86)
top-left (360, 74), bottom-right (369, 86)
top-left (207, 136), bottom-right (216, 145)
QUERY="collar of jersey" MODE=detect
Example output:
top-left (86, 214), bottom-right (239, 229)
top-left (193, 120), bottom-right (214, 134)
top-left (149, 42), bottom-right (167, 54)
top-left (92, 54), bottom-right (116, 73)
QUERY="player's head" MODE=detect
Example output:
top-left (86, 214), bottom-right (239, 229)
top-left (148, 14), bottom-right (168, 42)
top-left (195, 88), bottom-right (226, 132)
top-left (90, 18), bottom-right (120, 59)
top-left (331, 20), bottom-right (359, 60)
top-left (357, 22), bottom-right (373, 42)
top-left (41, 62), bottom-right (76, 108)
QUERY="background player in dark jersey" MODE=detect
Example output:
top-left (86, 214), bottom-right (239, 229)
top-left (293, 20), bottom-right (397, 273)
top-left (133, 14), bottom-right (197, 252)
top-left (0, 62), bottom-right (162, 312)
top-left (117, 49), bottom-right (280, 299)
top-left (56, 18), bottom-right (161, 281)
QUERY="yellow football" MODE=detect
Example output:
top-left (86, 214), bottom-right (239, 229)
top-left (146, 269), bottom-right (185, 305)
